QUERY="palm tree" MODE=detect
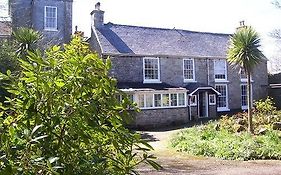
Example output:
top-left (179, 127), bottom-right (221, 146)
top-left (12, 27), bottom-right (41, 59)
top-left (227, 26), bottom-right (266, 133)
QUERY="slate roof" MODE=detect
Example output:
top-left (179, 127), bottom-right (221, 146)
top-left (117, 82), bottom-right (186, 91)
top-left (94, 23), bottom-right (231, 58)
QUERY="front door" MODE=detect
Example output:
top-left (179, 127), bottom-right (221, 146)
top-left (198, 92), bottom-right (208, 118)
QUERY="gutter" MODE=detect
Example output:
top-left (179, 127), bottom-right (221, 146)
top-left (102, 52), bottom-right (227, 59)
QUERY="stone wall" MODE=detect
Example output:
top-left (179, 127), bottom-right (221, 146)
top-left (130, 107), bottom-right (189, 129)
top-left (11, 0), bottom-right (73, 46)
top-left (109, 56), bottom-right (268, 112)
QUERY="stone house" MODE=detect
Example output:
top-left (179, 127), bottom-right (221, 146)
top-left (269, 73), bottom-right (281, 109)
top-left (1, 0), bottom-right (73, 45)
top-left (89, 3), bottom-right (268, 129)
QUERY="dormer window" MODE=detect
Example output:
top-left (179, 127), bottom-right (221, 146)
top-left (214, 59), bottom-right (227, 81)
top-left (143, 57), bottom-right (160, 83)
top-left (44, 6), bottom-right (57, 31)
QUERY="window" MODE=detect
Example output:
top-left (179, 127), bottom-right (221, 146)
top-left (214, 60), bottom-right (227, 81)
top-left (240, 68), bottom-right (252, 82)
top-left (154, 94), bottom-right (161, 107)
top-left (209, 94), bottom-right (216, 105)
top-left (0, 0), bottom-right (9, 17)
top-left (145, 94), bottom-right (153, 108)
top-left (215, 84), bottom-right (228, 111)
top-left (178, 93), bottom-right (185, 106)
top-left (162, 94), bottom-right (170, 107)
top-left (170, 94), bottom-right (178, 106)
top-left (190, 95), bottom-right (197, 106)
top-left (183, 59), bottom-right (195, 81)
top-left (44, 6), bottom-right (57, 30)
top-left (240, 68), bottom-right (247, 80)
top-left (135, 92), bottom-right (186, 109)
top-left (143, 57), bottom-right (160, 83)
top-left (241, 84), bottom-right (247, 109)
top-left (137, 94), bottom-right (145, 108)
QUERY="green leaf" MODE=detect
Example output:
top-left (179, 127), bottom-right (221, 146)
top-left (146, 159), bottom-right (162, 170)
top-left (6, 70), bottom-right (11, 76)
top-left (55, 79), bottom-right (65, 87)
top-left (30, 135), bottom-right (48, 143)
top-left (31, 125), bottom-right (43, 137)
top-left (48, 157), bottom-right (59, 164)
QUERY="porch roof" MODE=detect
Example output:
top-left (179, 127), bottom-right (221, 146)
top-left (185, 83), bottom-right (221, 95)
top-left (117, 82), bottom-right (187, 92)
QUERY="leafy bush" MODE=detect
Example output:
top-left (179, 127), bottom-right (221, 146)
top-left (0, 36), bottom-right (160, 174)
top-left (218, 98), bottom-right (281, 133)
top-left (170, 122), bottom-right (281, 160)
top-left (254, 97), bottom-right (276, 115)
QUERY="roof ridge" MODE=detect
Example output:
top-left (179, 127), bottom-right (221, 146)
top-left (105, 22), bottom-right (232, 36)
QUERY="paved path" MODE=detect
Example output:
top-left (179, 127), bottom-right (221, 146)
top-left (138, 129), bottom-right (281, 175)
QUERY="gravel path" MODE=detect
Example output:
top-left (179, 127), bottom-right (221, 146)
top-left (137, 129), bottom-right (281, 175)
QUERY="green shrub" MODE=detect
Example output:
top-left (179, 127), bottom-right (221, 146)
top-left (254, 97), bottom-right (276, 115)
top-left (0, 36), bottom-right (160, 174)
top-left (170, 122), bottom-right (281, 160)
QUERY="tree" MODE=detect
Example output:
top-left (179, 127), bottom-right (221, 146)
top-left (227, 26), bottom-right (266, 133)
top-left (0, 28), bottom-right (41, 102)
top-left (12, 27), bottom-right (41, 59)
top-left (0, 35), bottom-right (160, 174)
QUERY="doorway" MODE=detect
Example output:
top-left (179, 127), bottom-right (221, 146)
top-left (198, 92), bottom-right (208, 118)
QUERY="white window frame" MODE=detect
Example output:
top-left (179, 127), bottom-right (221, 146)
top-left (189, 95), bottom-right (197, 106)
top-left (240, 68), bottom-right (253, 83)
top-left (178, 93), bottom-right (186, 107)
top-left (0, 0), bottom-right (9, 18)
top-left (143, 57), bottom-right (161, 83)
top-left (209, 94), bottom-right (216, 105)
top-left (134, 91), bottom-right (187, 109)
top-left (183, 58), bottom-right (195, 82)
top-left (214, 59), bottom-right (228, 82)
top-left (44, 6), bottom-right (58, 31)
top-left (215, 84), bottom-right (229, 111)
top-left (241, 84), bottom-right (253, 110)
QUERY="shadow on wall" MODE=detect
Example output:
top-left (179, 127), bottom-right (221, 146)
top-left (269, 73), bottom-right (281, 110)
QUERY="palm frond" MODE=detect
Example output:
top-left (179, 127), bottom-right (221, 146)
top-left (227, 26), bottom-right (266, 72)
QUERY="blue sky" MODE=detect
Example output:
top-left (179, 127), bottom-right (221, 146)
top-left (73, 0), bottom-right (281, 72)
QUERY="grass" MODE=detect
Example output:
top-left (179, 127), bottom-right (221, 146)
top-left (170, 122), bottom-right (281, 160)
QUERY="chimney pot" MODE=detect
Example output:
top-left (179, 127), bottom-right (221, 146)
top-left (91, 2), bottom-right (104, 28)
top-left (95, 2), bottom-right (101, 10)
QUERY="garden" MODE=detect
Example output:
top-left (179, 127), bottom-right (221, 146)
top-left (170, 98), bottom-right (281, 160)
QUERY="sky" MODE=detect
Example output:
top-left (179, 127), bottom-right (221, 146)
top-left (0, 0), bottom-right (280, 71)
top-left (73, 0), bottom-right (281, 72)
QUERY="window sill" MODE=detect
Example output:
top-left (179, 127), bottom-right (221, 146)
top-left (143, 80), bottom-right (162, 84)
top-left (215, 80), bottom-right (229, 83)
top-left (217, 107), bottom-right (230, 112)
top-left (44, 28), bottom-right (58, 32)
top-left (184, 80), bottom-right (197, 83)
top-left (241, 79), bottom-right (254, 83)
top-left (209, 103), bottom-right (216, 106)
top-left (139, 105), bottom-right (187, 110)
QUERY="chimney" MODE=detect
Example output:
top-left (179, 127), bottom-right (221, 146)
top-left (236, 20), bottom-right (246, 30)
top-left (90, 2), bottom-right (104, 28)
